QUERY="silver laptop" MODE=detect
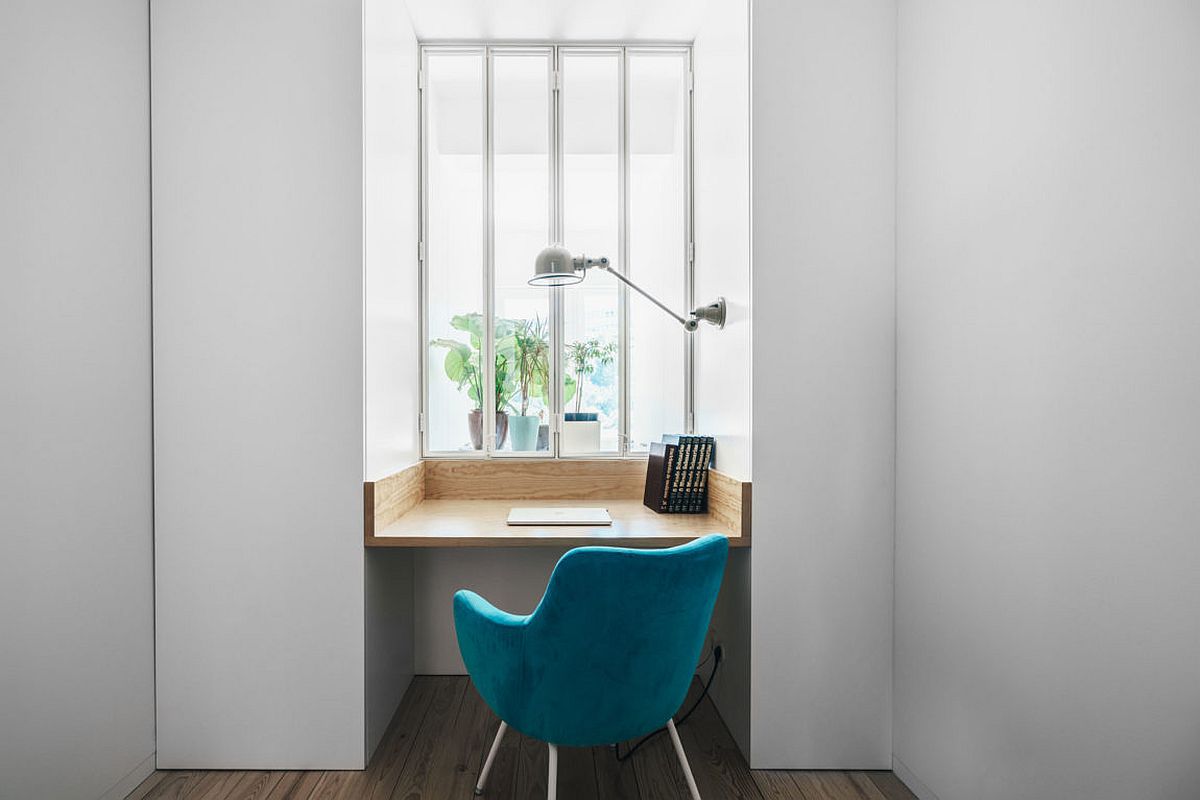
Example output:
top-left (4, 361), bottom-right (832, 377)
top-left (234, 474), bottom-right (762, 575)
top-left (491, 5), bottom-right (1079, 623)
top-left (506, 507), bottom-right (613, 526)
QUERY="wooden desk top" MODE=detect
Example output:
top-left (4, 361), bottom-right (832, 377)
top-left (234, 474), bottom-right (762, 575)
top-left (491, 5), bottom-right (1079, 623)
top-left (365, 498), bottom-right (746, 548)
top-left (364, 459), bottom-right (750, 548)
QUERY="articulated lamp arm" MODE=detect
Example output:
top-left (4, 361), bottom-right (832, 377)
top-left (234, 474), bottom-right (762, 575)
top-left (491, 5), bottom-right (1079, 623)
top-left (530, 246), bottom-right (725, 331)
top-left (596, 263), bottom-right (694, 330)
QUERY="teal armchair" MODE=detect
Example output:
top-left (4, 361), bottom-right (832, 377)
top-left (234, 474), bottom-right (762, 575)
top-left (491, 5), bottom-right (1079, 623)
top-left (454, 534), bottom-right (728, 800)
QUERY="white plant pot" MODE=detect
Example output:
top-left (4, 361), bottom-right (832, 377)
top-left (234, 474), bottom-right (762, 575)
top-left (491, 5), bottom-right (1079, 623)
top-left (561, 420), bottom-right (601, 453)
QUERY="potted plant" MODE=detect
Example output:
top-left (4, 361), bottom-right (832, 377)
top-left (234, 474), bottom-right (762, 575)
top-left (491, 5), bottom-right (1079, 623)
top-left (562, 337), bottom-right (616, 452)
top-left (431, 313), bottom-right (517, 450)
top-left (509, 317), bottom-right (550, 451)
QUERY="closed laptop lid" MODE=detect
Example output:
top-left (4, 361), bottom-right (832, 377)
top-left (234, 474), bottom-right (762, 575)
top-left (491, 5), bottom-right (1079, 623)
top-left (506, 507), bottom-right (613, 526)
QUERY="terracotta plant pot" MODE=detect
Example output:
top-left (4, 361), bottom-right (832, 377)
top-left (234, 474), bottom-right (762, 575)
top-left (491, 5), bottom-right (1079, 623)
top-left (468, 409), bottom-right (509, 450)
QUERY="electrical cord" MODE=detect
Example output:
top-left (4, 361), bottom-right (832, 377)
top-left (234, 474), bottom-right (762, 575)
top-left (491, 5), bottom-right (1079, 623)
top-left (614, 644), bottom-right (723, 763)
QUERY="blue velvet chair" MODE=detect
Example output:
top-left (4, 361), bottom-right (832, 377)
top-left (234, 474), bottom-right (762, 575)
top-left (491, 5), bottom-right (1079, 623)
top-left (454, 534), bottom-right (729, 800)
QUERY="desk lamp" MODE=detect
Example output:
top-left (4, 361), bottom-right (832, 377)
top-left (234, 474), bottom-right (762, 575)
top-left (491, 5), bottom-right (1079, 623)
top-left (529, 245), bottom-right (725, 331)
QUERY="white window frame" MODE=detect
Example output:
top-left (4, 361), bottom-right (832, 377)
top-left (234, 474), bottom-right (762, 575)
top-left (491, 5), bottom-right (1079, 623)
top-left (419, 43), bottom-right (694, 459)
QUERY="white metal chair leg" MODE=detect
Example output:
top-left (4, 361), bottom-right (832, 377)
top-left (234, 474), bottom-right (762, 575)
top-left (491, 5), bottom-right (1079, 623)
top-left (667, 719), bottom-right (702, 800)
top-left (547, 743), bottom-right (558, 800)
top-left (475, 721), bottom-right (508, 795)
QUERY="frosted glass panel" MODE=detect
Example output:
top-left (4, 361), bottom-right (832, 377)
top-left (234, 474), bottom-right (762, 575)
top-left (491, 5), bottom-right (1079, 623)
top-left (561, 51), bottom-right (620, 454)
top-left (627, 51), bottom-right (688, 450)
top-left (426, 51), bottom-right (485, 452)
top-left (493, 51), bottom-right (552, 452)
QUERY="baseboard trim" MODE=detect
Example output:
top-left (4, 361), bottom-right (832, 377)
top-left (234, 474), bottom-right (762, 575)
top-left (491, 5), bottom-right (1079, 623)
top-left (892, 755), bottom-right (941, 800)
top-left (98, 752), bottom-right (156, 800)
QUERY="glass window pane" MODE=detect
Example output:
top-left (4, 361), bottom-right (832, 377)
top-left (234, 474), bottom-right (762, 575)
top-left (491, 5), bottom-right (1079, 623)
top-left (493, 51), bottom-right (552, 452)
top-left (627, 51), bottom-right (688, 450)
top-left (423, 46), bottom-right (692, 458)
top-left (561, 50), bottom-right (621, 455)
top-left (425, 51), bottom-right (485, 452)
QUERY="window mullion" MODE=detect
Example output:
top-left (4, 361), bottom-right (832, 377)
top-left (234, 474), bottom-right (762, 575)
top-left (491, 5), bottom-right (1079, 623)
top-left (618, 47), bottom-right (631, 458)
top-left (483, 47), bottom-right (496, 457)
top-left (551, 46), bottom-right (563, 458)
top-left (685, 47), bottom-right (696, 434)
top-left (418, 47), bottom-right (428, 456)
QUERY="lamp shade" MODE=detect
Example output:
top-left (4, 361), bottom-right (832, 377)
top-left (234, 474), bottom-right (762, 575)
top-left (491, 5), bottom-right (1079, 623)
top-left (529, 245), bottom-right (583, 286)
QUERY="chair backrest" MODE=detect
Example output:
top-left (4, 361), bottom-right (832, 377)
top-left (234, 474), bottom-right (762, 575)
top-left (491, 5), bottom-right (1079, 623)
top-left (517, 535), bottom-right (728, 746)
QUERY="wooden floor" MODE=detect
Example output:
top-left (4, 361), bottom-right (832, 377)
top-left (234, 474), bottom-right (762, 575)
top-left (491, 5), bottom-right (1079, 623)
top-left (128, 676), bottom-right (917, 800)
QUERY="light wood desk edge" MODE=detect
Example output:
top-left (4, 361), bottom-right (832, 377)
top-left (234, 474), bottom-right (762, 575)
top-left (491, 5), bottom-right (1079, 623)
top-left (364, 460), bottom-right (751, 548)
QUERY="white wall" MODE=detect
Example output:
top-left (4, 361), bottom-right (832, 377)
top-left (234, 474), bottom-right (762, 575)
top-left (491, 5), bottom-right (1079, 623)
top-left (693, 0), bottom-right (753, 757)
top-left (694, 0), bottom-right (752, 482)
top-left (895, 2), bottom-right (1200, 798)
top-left (365, 0), bottom-right (421, 484)
top-left (0, 1), bottom-right (156, 798)
top-left (750, 0), bottom-right (896, 769)
top-left (363, 0), bottom-right (420, 759)
top-left (413, 548), bottom-right (567, 673)
top-left (365, 549), bottom-right (415, 754)
top-left (152, 0), bottom-right (367, 768)
top-left (705, 548), bottom-right (752, 754)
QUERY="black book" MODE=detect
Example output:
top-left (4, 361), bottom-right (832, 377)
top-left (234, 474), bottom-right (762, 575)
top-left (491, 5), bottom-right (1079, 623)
top-left (643, 441), bottom-right (679, 514)
top-left (689, 436), bottom-right (703, 511)
top-left (668, 436), bottom-right (683, 512)
top-left (673, 438), bottom-right (684, 513)
top-left (695, 439), bottom-right (713, 512)
top-left (663, 435), bottom-right (690, 512)
top-left (661, 434), bottom-right (715, 513)
top-left (646, 435), bottom-right (716, 513)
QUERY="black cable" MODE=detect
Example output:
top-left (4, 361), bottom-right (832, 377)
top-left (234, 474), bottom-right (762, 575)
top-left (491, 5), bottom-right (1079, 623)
top-left (614, 644), bottom-right (723, 763)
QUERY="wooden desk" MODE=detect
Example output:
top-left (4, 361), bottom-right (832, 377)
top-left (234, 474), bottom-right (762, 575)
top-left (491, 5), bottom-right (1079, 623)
top-left (363, 459), bottom-right (751, 549)
top-left (366, 498), bottom-right (746, 548)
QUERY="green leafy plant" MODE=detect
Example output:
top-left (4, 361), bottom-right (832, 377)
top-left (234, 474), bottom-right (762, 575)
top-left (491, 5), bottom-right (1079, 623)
top-left (431, 313), bottom-right (517, 413)
top-left (565, 338), bottom-right (616, 414)
top-left (512, 317), bottom-right (550, 417)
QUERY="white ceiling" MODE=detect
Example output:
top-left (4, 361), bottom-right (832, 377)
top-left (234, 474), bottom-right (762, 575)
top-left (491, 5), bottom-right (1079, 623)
top-left (402, 0), bottom-right (712, 42)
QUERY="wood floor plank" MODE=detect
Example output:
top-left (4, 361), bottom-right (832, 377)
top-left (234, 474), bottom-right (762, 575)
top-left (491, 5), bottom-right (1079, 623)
top-left (752, 770), bottom-right (805, 799)
top-left (307, 771), bottom-right (361, 800)
top-left (222, 771), bottom-right (282, 800)
top-left (388, 676), bottom-right (468, 799)
top-left (126, 771), bottom-right (168, 800)
top-left (358, 675), bottom-right (441, 800)
top-left (476, 717), bottom-right (522, 798)
top-left (160, 771), bottom-right (237, 800)
top-left (866, 771), bottom-right (919, 800)
top-left (310, 675), bottom-right (452, 800)
top-left (557, 746), bottom-right (600, 800)
top-left (139, 771), bottom-right (203, 800)
top-left (848, 773), bottom-right (892, 800)
top-left (682, 728), bottom-right (762, 799)
top-left (593, 746), bottom-right (640, 800)
top-left (629, 729), bottom-right (692, 800)
top-left (676, 681), bottom-right (763, 800)
top-left (261, 772), bottom-right (322, 800)
top-left (791, 771), bottom-right (888, 800)
top-left (206, 767), bottom-right (260, 800)
top-left (513, 729), bottom-right (549, 799)
top-left (423, 680), bottom-right (496, 798)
